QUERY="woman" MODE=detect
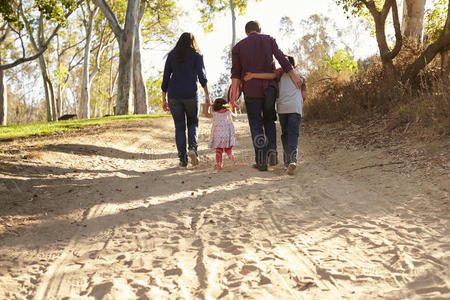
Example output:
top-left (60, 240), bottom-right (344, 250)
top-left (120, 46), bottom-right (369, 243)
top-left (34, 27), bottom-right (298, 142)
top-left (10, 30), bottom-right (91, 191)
top-left (162, 32), bottom-right (210, 168)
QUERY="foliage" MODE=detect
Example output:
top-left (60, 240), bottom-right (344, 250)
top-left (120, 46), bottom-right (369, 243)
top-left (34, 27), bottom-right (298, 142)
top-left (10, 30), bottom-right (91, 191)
top-left (0, 0), bottom-right (80, 28)
top-left (142, 0), bottom-right (180, 44)
top-left (281, 14), bottom-right (348, 75)
top-left (198, 0), bottom-right (259, 32)
top-left (146, 75), bottom-right (164, 112)
top-left (0, 114), bottom-right (168, 138)
top-left (425, 0), bottom-right (449, 42)
top-left (325, 50), bottom-right (358, 74)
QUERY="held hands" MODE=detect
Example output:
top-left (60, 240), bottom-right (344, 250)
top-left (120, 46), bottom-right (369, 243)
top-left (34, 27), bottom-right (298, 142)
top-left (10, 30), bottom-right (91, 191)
top-left (243, 72), bottom-right (254, 81)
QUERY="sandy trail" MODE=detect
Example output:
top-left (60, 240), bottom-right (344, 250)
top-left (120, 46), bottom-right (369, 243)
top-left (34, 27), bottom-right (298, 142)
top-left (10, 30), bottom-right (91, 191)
top-left (0, 116), bottom-right (449, 299)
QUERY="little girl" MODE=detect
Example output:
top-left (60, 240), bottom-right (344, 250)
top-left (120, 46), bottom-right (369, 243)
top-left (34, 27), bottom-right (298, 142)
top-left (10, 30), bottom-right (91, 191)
top-left (208, 98), bottom-right (236, 170)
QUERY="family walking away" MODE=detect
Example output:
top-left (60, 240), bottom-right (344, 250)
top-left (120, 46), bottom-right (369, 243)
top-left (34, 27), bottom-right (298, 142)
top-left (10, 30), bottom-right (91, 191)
top-left (162, 20), bottom-right (306, 175)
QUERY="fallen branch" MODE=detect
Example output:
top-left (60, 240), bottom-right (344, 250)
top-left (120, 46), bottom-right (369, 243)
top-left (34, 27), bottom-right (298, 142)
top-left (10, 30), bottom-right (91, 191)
top-left (353, 161), bottom-right (404, 171)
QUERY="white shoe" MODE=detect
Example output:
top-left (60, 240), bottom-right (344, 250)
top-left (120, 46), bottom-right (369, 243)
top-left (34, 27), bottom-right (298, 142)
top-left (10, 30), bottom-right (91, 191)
top-left (286, 163), bottom-right (296, 175)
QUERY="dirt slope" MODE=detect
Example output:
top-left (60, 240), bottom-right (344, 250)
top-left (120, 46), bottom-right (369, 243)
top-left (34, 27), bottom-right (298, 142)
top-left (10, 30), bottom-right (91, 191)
top-left (0, 116), bottom-right (449, 299)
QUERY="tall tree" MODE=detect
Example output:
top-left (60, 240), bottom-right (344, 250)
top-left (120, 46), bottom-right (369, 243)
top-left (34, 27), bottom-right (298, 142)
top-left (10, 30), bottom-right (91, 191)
top-left (93, 0), bottom-right (139, 115)
top-left (0, 25), bottom-right (9, 125)
top-left (20, 7), bottom-right (57, 121)
top-left (402, 0), bottom-right (427, 43)
top-left (133, 1), bottom-right (147, 114)
top-left (79, 0), bottom-right (99, 118)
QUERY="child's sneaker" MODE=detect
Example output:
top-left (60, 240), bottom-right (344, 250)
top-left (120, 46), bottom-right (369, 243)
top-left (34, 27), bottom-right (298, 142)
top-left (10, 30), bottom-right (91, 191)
top-left (286, 163), bottom-right (296, 175)
top-left (188, 150), bottom-right (199, 166)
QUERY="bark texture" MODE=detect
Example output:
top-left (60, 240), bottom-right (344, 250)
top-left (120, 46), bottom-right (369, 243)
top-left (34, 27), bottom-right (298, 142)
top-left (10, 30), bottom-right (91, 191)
top-left (402, 1), bottom-right (450, 83)
top-left (401, 0), bottom-right (427, 44)
top-left (80, 3), bottom-right (98, 119)
top-left (133, 1), bottom-right (148, 115)
top-left (0, 63), bottom-right (6, 126)
top-left (93, 0), bottom-right (139, 115)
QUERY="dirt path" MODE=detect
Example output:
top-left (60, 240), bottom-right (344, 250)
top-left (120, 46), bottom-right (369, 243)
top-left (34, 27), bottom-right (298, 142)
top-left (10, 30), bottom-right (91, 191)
top-left (0, 116), bottom-right (449, 299)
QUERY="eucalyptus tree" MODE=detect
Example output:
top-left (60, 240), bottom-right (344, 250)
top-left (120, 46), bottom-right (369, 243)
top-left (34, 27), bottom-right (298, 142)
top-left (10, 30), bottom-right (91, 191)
top-left (0, 0), bottom-right (82, 121)
top-left (79, 0), bottom-right (99, 118)
top-left (402, 0), bottom-right (427, 43)
top-left (0, 23), bottom-right (8, 125)
top-left (93, 0), bottom-right (139, 115)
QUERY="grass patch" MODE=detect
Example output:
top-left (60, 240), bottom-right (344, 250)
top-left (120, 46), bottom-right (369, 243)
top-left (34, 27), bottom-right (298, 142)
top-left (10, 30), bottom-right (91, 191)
top-left (0, 114), bottom-right (169, 139)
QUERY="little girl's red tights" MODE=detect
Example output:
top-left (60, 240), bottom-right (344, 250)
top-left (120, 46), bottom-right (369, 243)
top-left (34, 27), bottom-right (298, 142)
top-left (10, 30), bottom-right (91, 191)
top-left (215, 147), bottom-right (233, 169)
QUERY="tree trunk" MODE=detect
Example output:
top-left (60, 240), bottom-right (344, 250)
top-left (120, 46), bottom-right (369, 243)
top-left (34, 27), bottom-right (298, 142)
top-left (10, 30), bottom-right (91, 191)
top-left (80, 4), bottom-right (97, 119)
top-left (93, 0), bottom-right (139, 115)
top-left (230, 0), bottom-right (236, 47)
top-left (133, 1), bottom-right (148, 115)
top-left (40, 64), bottom-right (54, 122)
top-left (441, 48), bottom-right (449, 76)
top-left (368, 0), bottom-right (402, 81)
top-left (402, 1), bottom-right (450, 83)
top-left (401, 0), bottom-right (427, 44)
top-left (0, 60), bottom-right (6, 126)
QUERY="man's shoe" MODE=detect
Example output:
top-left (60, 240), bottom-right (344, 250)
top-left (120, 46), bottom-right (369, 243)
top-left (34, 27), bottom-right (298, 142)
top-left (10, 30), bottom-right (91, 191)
top-left (268, 152), bottom-right (278, 166)
top-left (252, 163), bottom-right (268, 171)
top-left (179, 161), bottom-right (188, 169)
top-left (286, 163), bottom-right (296, 175)
top-left (188, 150), bottom-right (199, 166)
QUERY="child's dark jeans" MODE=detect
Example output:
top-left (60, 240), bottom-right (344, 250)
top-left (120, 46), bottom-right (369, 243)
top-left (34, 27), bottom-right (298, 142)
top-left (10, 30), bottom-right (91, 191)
top-left (278, 113), bottom-right (302, 166)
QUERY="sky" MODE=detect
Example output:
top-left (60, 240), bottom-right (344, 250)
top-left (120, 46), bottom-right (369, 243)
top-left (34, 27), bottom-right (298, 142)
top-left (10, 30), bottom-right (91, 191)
top-left (143, 0), bottom-right (380, 83)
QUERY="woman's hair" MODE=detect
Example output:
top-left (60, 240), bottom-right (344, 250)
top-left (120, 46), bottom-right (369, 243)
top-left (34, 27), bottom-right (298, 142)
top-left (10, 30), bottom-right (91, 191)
top-left (172, 32), bottom-right (201, 62)
top-left (213, 98), bottom-right (230, 112)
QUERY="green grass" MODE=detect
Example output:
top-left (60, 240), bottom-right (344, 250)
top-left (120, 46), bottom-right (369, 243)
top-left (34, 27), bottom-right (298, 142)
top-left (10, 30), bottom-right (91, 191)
top-left (0, 114), bottom-right (169, 139)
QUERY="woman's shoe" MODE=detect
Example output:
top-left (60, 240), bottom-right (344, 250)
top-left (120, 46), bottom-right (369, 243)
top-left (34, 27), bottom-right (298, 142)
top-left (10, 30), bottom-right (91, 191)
top-left (188, 150), bottom-right (199, 166)
top-left (214, 164), bottom-right (223, 170)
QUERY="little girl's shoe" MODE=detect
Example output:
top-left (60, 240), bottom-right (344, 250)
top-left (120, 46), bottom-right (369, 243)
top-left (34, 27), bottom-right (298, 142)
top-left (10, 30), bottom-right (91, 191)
top-left (214, 164), bottom-right (223, 170)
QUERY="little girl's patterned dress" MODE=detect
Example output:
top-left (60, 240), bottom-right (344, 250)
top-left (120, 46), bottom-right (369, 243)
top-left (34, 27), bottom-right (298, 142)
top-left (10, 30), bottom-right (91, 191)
top-left (208, 110), bottom-right (236, 168)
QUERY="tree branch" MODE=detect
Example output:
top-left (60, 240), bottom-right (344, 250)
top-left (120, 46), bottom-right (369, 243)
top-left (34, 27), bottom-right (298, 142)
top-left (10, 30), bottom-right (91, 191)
top-left (385, 0), bottom-right (402, 60)
top-left (0, 26), bottom-right (10, 45)
top-left (0, 0), bottom-right (84, 71)
top-left (402, 1), bottom-right (450, 82)
top-left (92, 0), bottom-right (123, 39)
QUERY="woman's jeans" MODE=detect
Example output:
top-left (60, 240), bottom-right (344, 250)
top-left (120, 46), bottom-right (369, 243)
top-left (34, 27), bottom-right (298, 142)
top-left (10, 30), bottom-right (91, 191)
top-left (168, 97), bottom-right (199, 163)
top-left (278, 113), bottom-right (301, 165)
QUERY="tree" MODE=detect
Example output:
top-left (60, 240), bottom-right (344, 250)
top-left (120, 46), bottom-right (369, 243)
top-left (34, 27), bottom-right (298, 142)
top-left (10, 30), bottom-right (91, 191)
top-left (79, 0), bottom-right (99, 119)
top-left (0, 24), bottom-right (9, 125)
top-left (403, 0), bottom-right (450, 81)
top-left (0, 0), bottom-right (82, 71)
top-left (93, 0), bottom-right (139, 115)
top-left (402, 0), bottom-right (427, 44)
top-left (337, 0), bottom-right (450, 83)
top-left (425, 0), bottom-right (449, 74)
top-left (132, 1), bottom-right (147, 114)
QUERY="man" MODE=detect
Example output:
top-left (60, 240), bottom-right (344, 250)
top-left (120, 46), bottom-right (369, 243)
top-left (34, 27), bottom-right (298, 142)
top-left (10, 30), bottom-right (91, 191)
top-left (230, 21), bottom-right (303, 171)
